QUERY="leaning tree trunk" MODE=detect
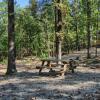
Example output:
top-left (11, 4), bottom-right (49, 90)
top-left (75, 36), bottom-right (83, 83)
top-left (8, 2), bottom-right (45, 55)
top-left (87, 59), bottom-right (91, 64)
top-left (6, 0), bottom-right (17, 75)
top-left (87, 0), bottom-right (91, 59)
top-left (55, 0), bottom-right (63, 63)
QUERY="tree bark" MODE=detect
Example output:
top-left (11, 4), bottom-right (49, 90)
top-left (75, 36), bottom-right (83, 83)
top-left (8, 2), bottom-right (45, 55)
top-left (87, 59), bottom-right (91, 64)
top-left (55, 0), bottom-right (62, 63)
top-left (75, 21), bottom-right (80, 51)
top-left (87, 0), bottom-right (91, 59)
top-left (74, 0), bottom-right (80, 51)
top-left (6, 0), bottom-right (17, 75)
top-left (95, 0), bottom-right (99, 57)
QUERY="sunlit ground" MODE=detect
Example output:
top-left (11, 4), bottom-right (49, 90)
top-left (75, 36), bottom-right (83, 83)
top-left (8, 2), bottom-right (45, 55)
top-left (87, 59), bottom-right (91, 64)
top-left (0, 48), bottom-right (100, 100)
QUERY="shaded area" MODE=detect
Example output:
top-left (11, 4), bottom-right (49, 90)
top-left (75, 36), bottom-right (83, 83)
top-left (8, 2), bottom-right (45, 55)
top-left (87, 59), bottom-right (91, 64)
top-left (0, 68), bottom-right (100, 100)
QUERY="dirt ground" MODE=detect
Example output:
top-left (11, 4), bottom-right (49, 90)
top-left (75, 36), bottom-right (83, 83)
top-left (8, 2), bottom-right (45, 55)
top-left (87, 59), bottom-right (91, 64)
top-left (0, 49), bottom-right (100, 100)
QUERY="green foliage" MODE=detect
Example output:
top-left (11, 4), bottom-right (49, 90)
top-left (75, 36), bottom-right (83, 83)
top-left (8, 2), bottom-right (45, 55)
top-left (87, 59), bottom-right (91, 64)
top-left (0, 1), bottom-right (7, 52)
top-left (0, 0), bottom-right (99, 60)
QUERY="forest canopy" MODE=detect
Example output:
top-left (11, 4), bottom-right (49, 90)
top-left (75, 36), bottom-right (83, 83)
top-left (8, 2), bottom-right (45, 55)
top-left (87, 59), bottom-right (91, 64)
top-left (0, 0), bottom-right (100, 60)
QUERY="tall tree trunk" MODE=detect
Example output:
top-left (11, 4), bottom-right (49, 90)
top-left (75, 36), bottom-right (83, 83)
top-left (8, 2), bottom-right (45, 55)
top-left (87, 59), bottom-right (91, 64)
top-left (87, 0), bottom-right (91, 59)
top-left (95, 16), bottom-right (98, 57)
top-left (6, 0), bottom-right (17, 75)
top-left (95, 0), bottom-right (99, 57)
top-left (55, 0), bottom-right (62, 63)
top-left (74, 0), bottom-right (80, 51)
top-left (75, 21), bottom-right (80, 51)
top-left (44, 22), bottom-right (50, 57)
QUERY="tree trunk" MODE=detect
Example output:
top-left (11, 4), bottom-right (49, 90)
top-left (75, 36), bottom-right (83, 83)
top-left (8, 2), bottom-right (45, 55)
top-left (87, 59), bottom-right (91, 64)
top-left (95, 1), bottom-right (99, 57)
top-left (74, 0), bottom-right (80, 51)
top-left (95, 31), bottom-right (98, 57)
top-left (87, 0), bottom-right (91, 59)
top-left (55, 0), bottom-right (62, 63)
top-left (44, 22), bottom-right (50, 57)
top-left (6, 0), bottom-right (17, 75)
top-left (75, 21), bottom-right (80, 51)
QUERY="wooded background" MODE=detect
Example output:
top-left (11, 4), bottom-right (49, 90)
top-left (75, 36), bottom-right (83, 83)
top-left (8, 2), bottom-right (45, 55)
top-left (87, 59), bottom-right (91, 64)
top-left (0, 0), bottom-right (100, 61)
